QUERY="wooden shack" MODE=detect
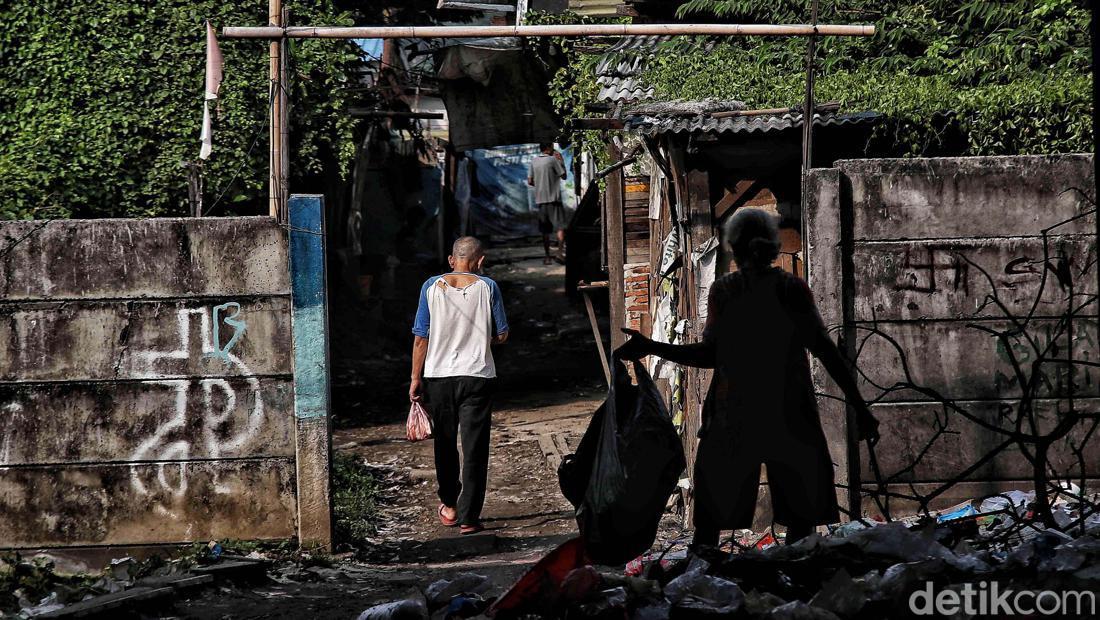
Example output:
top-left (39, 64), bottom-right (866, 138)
top-left (601, 102), bottom-right (880, 524)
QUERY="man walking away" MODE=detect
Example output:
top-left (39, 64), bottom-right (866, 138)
top-left (528, 142), bottom-right (568, 264)
top-left (410, 237), bottom-right (509, 535)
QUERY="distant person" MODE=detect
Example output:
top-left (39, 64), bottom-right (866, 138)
top-left (410, 237), bottom-right (509, 535)
top-left (528, 142), bottom-right (568, 264)
top-left (618, 209), bottom-right (878, 546)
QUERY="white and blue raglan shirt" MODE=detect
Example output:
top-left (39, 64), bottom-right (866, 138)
top-left (412, 273), bottom-right (509, 379)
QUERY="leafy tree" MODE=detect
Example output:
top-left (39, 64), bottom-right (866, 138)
top-left (0, 2), bottom-right (371, 220)
top-left (644, 0), bottom-right (1093, 156)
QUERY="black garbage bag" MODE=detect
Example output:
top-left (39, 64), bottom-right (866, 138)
top-left (558, 359), bottom-right (686, 565)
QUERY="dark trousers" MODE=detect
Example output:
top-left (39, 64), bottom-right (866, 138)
top-left (423, 377), bottom-right (494, 525)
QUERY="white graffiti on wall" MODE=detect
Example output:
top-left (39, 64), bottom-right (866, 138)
top-left (129, 304), bottom-right (264, 518)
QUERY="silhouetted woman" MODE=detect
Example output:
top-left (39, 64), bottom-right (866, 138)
top-left (619, 209), bottom-right (878, 546)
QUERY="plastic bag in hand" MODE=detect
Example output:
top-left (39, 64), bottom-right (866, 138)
top-left (406, 402), bottom-right (433, 442)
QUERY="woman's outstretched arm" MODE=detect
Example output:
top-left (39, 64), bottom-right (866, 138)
top-left (617, 285), bottom-right (720, 368)
top-left (619, 330), bottom-right (717, 368)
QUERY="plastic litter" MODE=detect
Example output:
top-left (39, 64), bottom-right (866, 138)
top-left (632, 601), bottom-right (671, 620)
top-left (559, 566), bottom-right (602, 603)
top-left (744, 590), bottom-right (788, 616)
top-left (768, 600), bottom-right (841, 620)
top-left (663, 563), bottom-right (744, 616)
top-left (624, 549), bottom-right (687, 577)
top-left (979, 490), bottom-right (1033, 513)
top-left (828, 519), bottom-right (878, 538)
top-left (444, 594), bottom-right (488, 619)
top-left (20, 591), bottom-right (64, 617)
top-left (424, 573), bottom-right (490, 609)
top-left (406, 402), bottom-right (432, 442)
top-left (935, 502), bottom-right (976, 522)
top-left (807, 569), bottom-right (866, 617)
top-left (356, 594), bottom-right (429, 620)
top-left (585, 586), bottom-right (629, 613)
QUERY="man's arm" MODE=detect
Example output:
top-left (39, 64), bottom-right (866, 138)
top-left (555, 155), bottom-right (567, 180)
top-left (489, 278), bottom-right (509, 346)
top-left (410, 336), bottom-right (429, 402)
top-left (410, 279), bottom-right (432, 402)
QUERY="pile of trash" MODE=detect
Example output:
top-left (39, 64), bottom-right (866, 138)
top-left (357, 487), bottom-right (1100, 619)
top-left (1, 553), bottom-right (193, 618)
top-left (358, 573), bottom-right (495, 620)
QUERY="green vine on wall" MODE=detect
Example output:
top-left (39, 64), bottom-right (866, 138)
top-left (528, 1), bottom-right (1093, 160)
top-left (0, 2), bottom-right (362, 220)
top-left (526, 11), bottom-right (625, 170)
top-left (650, 0), bottom-right (1093, 157)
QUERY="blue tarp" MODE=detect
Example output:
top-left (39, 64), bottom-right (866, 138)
top-left (466, 144), bottom-right (576, 239)
top-left (355, 39), bottom-right (384, 59)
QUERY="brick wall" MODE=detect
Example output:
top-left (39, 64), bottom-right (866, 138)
top-left (624, 262), bottom-right (651, 332)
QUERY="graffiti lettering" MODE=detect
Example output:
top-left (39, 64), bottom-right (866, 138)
top-left (894, 247), bottom-right (970, 295)
top-left (208, 302), bottom-right (246, 362)
top-left (129, 304), bottom-right (263, 518)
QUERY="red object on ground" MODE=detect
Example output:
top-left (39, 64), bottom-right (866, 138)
top-left (407, 402), bottom-right (432, 442)
top-left (755, 532), bottom-right (777, 549)
top-left (487, 537), bottom-right (588, 616)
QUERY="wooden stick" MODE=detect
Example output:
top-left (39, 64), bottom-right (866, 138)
top-left (579, 287), bottom-right (612, 387)
top-left (707, 101), bottom-right (841, 119)
top-left (268, 0), bottom-right (282, 219)
top-left (437, 1), bottom-right (516, 11)
top-left (709, 107), bottom-right (793, 119)
top-left (223, 23), bottom-right (875, 40)
top-left (570, 118), bottom-right (625, 130)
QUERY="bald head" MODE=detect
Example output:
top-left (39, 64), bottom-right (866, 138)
top-left (452, 236), bottom-right (484, 260)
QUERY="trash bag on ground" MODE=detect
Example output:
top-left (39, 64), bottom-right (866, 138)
top-left (664, 562), bottom-right (745, 616)
top-left (559, 359), bottom-right (686, 565)
top-left (425, 573), bottom-right (491, 609)
top-left (406, 401), bottom-right (432, 442)
top-left (357, 593), bottom-right (429, 620)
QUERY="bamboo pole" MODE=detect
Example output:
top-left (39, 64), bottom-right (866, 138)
top-left (223, 23), bottom-right (875, 39)
top-left (269, 0), bottom-right (283, 219)
top-left (279, 9), bottom-right (289, 223)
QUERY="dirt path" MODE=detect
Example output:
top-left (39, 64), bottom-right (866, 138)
top-left (337, 247), bottom-right (610, 565)
top-left (169, 246), bottom-right (630, 619)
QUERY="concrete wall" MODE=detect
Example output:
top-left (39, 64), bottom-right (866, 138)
top-left (0, 217), bottom-right (299, 548)
top-left (807, 155), bottom-right (1097, 516)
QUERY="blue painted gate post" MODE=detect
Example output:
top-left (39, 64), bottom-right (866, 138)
top-left (288, 194), bottom-right (333, 549)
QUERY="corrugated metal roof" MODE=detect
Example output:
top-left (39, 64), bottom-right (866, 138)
top-left (591, 36), bottom-right (718, 102)
top-left (602, 35), bottom-right (718, 53)
top-left (598, 77), bottom-right (655, 102)
top-left (593, 37), bottom-right (654, 102)
top-left (623, 110), bottom-right (881, 136)
top-left (595, 54), bottom-right (651, 102)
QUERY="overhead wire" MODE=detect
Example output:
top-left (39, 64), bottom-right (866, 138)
top-left (204, 81), bottom-right (278, 216)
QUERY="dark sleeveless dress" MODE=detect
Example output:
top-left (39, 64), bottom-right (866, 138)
top-left (693, 267), bottom-right (840, 529)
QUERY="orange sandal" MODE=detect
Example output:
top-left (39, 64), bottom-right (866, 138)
top-left (460, 523), bottom-right (484, 535)
top-left (439, 504), bottom-right (458, 527)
